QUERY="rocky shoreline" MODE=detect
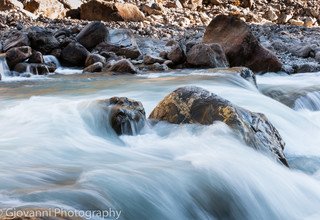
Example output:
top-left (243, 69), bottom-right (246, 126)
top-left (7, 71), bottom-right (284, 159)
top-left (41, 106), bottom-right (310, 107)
top-left (1, 0), bottom-right (320, 79)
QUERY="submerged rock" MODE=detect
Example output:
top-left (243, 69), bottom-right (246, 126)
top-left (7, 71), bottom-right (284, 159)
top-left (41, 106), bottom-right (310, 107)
top-left (14, 62), bottom-right (56, 75)
top-left (203, 15), bottom-right (282, 73)
top-left (97, 97), bottom-right (146, 135)
top-left (149, 86), bottom-right (288, 166)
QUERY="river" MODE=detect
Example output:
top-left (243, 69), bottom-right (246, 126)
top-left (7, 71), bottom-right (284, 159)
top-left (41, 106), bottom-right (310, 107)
top-left (1, 65), bottom-right (320, 219)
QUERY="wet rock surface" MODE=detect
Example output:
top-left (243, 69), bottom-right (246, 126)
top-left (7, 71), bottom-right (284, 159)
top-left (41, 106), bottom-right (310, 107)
top-left (97, 97), bottom-right (146, 135)
top-left (149, 86), bottom-right (289, 166)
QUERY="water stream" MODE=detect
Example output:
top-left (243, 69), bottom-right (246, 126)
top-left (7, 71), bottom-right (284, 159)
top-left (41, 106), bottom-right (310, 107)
top-left (1, 70), bottom-right (320, 219)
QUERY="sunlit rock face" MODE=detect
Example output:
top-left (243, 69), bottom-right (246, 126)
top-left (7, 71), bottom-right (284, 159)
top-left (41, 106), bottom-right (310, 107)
top-left (203, 15), bottom-right (282, 73)
top-left (150, 86), bottom-right (288, 166)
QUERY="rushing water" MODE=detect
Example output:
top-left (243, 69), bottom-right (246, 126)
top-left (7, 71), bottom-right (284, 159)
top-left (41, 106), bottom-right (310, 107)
top-left (1, 70), bottom-right (320, 220)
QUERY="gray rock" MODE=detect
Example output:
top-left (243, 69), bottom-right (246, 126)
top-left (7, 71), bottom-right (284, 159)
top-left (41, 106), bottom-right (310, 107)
top-left (186, 43), bottom-right (229, 68)
top-left (76, 21), bottom-right (107, 50)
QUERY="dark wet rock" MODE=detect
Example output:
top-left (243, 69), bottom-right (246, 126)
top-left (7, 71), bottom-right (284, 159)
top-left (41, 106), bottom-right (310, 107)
top-left (83, 62), bottom-right (103, 73)
top-left (108, 59), bottom-right (137, 74)
top-left (66, 8), bottom-right (81, 19)
top-left (140, 62), bottom-right (169, 72)
top-left (5, 46), bottom-right (32, 69)
top-left (95, 29), bottom-right (141, 59)
top-left (289, 45), bottom-right (315, 58)
top-left (206, 67), bottom-right (257, 87)
top-left (14, 62), bottom-right (55, 75)
top-left (149, 86), bottom-right (288, 166)
top-left (80, 0), bottom-right (145, 22)
top-left (99, 51), bottom-right (120, 62)
top-left (61, 42), bottom-right (89, 67)
top-left (143, 54), bottom-right (166, 65)
top-left (3, 31), bottom-right (30, 52)
top-left (97, 97), bottom-right (146, 135)
top-left (186, 43), bottom-right (229, 68)
top-left (293, 63), bottom-right (320, 73)
top-left (28, 50), bottom-right (44, 63)
top-left (203, 15), bottom-right (282, 73)
top-left (85, 53), bottom-right (106, 67)
top-left (167, 43), bottom-right (186, 65)
top-left (28, 28), bottom-right (60, 54)
top-left (76, 21), bottom-right (107, 50)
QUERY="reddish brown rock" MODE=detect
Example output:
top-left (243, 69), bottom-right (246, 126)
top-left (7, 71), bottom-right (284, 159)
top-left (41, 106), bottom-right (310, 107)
top-left (203, 15), bottom-right (282, 73)
top-left (5, 46), bottom-right (32, 69)
top-left (80, 0), bottom-right (145, 22)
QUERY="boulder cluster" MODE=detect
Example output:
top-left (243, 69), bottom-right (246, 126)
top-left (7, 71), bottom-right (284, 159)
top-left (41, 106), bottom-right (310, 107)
top-left (103, 86), bottom-right (288, 167)
top-left (1, 14), bottom-right (282, 77)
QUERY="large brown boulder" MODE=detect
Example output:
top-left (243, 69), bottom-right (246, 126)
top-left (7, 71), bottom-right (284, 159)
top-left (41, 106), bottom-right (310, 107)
top-left (5, 46), bottom-right (32, 69)
top-left (149, 86), bottom-right (288, 166)
top-left (0, 0), bottom-right (23, 11)
top-left (96, 97), bottom-right (146, 135)
top-left (186, 43), bottom-right (229, 68)
top-left (80, 0), bottom-right (145, 22)
top-left (203, 15), bottom-right (282, 73)
top-left (76, 21), bottom-right (107, 50)
top-left (61, 42), bottom-right (89, 66)
top-left (24, 0), bottom-right (66, 19)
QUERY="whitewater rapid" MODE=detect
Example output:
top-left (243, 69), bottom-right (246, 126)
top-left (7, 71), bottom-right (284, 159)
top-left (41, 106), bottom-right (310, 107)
top-left (1, 71), bottom-right (320, 219)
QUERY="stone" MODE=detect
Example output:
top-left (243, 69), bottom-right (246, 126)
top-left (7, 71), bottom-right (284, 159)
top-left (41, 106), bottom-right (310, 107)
top-left (61, 42), bottom-right (89, 66)
top-left (28, 50), bottom-right (44, 63)
top-left (5, 46), bottom-right (32, 69)
top-left (14, 62), bottom-right (55, 75)
top-left (143, 55), bottom-right (166, 65)
top-left (85, 53), bottom-right (106, 67)
top-left (95, 29), bottom-right (141, 59)
top-left (149, 86), bottom-right (288, 166)
top-left (167, 43), bottom-right (186, 65)
top-left (83, 62), bottom-right (103, 73)
top-left (186, 43), bottom-right (229, 68)
top-left (96, 97), bottom-right (146, 135)
top-left (0, 0), bottom-right (23, 10)
top-left (108, 59), bottom-right (137, 74)
top-left (289, 45), bottom-right (314, 58)
top-left (24, 0), bottom-right (66, 19)
top-left (203, 15), bottom-right (282, 73)
top-left (80, 0), bottom-right (145, 22)
top-left (289, 18), bottom-right (304, 26)
top-left (76, 21), bottom-right (107, 50)
top-left (3, 31), bottom-right (30, 52)
top-left (28, 28), bottom-right (60, 54)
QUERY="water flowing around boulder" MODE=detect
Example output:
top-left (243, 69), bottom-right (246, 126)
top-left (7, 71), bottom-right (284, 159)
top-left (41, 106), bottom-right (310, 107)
top-left (149, 86), bottom-right (288, 166)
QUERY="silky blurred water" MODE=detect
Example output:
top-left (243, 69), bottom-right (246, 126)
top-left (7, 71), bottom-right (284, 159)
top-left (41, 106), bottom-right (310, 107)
top-left (1, 70), bottom-right (320, 220)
